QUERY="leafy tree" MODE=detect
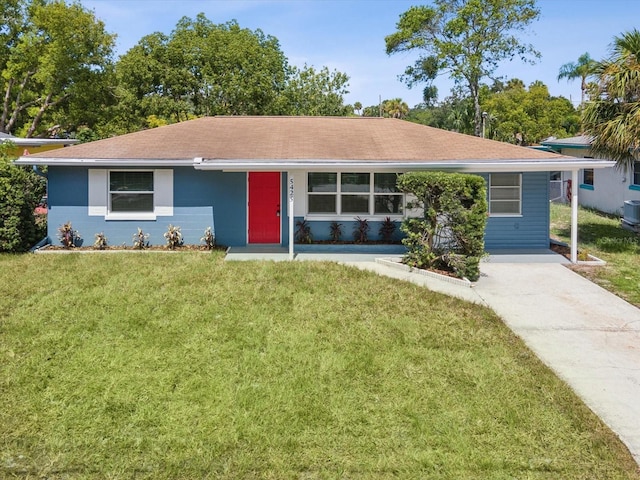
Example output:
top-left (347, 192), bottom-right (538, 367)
top-left (0, 144), bottom-right (46, 252)
top-left (353, 101), bottom-right (362, 115)
top-left (557, 52), bottom-right (596, 106)
top-left (0, 0), bottom-right (115, 137)
top-left (482, 79), bottom-right (578, 144)
top-left (582, 29), bottom-right (640, 170)
top-left (385, 0), bottom-right (540, 137)
top-left (275, 64), bottom-right (350, 116)
top-left (362, 104), bottom-right (381, 117)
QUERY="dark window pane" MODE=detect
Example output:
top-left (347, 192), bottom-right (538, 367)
top-left (634, 162), bottom-right (640, 185)
top-left (308, 173), bottom-right (336, 192)
top-left (341, 194), bottom-right (369, 213)
top-left (490, 201), bottom-right (520, 214)
top-left (341, 173), bottom-right (370, 192)
top-left (374, 195), bottom-right (403, 214)
top-left (308, 194), bottom-right (336, 213)
top-left (374, 173), bottom-right (399, 193)
top-left (110, 171), bottom-right (153, 192)
top-left (491, 173), bottom-right (520, 187)
top-left (111, 193), bottom-right (154, 212)
top-left (583, 169), bottom-right (594, 185)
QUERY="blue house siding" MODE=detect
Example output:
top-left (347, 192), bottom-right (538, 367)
top-left (46, 168), bottom-right (549, 250)
top-left (484, 172), bottom-right (550, 249)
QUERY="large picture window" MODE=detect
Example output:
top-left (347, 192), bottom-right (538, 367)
top-left (489, 173), bottom-right (521, 216)
top-left (307, 172), bottom-right (403, 216)
top-left (109, 171), bottom-right (154, 212)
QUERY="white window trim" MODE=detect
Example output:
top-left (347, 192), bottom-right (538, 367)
top-left (489, 173), bottom-right (522, 217)
top-left (306, 172), bottom-right (405, 219)
top-left (88, 168), bottom-right (173, 220)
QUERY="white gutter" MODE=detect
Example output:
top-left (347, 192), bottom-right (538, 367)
top-left (192, 159), bottom-right (615, 172)
top-left (13, 157), bottom-right (195, 167)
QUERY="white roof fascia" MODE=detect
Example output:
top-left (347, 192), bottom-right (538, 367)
top-left (13, 157), bottom-right (195, 167)
top-left (2, 138), bottom-right (79, 146)
top-left (192, 159), bottom-right (616, 172)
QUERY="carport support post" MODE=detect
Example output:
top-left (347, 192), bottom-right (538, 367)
top-left (570, 169), bottom-right (578, 263)
top-left (288, 172), bottom-right (294, 260)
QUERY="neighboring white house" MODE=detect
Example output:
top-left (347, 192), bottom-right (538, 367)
top-left (539, 135), bottom-right (640, 216)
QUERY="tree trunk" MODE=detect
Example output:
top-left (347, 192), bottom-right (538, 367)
top-left (1, 78), bottom-right (15, 132)
top-left (26, 92), bottom-right (69, 138)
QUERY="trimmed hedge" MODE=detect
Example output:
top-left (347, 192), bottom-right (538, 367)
top-left (0, 153), bottom-right (46, 252)
top-left (397, 171), bottom-right (487, 281)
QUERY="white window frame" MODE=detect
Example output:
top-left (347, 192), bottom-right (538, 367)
top-left (306, 172), bottom-right (404, 219)
top-left (88, 169), bottom-right (173, 220)
top-left (488, 173), bottom-right (522, 217)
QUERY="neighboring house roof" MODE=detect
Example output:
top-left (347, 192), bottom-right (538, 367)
top-left (540, 135), bottom-right (593, 149)
top-left (15, 116), bottom-right (613, 172)
top-left (0, 131), bottom-right (78, 147)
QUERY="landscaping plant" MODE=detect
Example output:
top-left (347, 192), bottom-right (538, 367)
top-left (353, 216), bottom-right (369, 243)
top-left (329, 221), bottom-right (343, 243)
top-left (378, 216), bottom-right (397, 242)
top-left (397, 171), bottom-right (487, 281)
top-left (295, 219), bottom-right (312, 243)
top-left (201, 226), bottom-right (215, 250)
top-left (93, 232), bottom-right (108, 250)
top-left (57, 221), bottom-right (81, 248)
top-left (132, 227), bottom-right (150, 249)
top-left (164, 224), bottom-right (183, 250)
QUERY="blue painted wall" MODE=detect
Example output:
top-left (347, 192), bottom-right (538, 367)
top-left (292, 218), bottom-right (404, 243)
top-left (46, 168), bottom-right (549, 250)
top-left (47, 167), bottom-right (247, 247)
top-left (484, 172), bottom-right (550, 249)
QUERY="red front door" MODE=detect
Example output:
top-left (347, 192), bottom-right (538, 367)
top-left (248, 172), bottom-right (281, 243)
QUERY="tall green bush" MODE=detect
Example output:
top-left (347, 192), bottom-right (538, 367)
top-left (397, 171), bottom-right (488, 281)
top-left (0, 149), bottom-right (46, 252)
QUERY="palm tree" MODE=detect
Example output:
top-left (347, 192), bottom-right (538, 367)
top-left (382, 98), bottom-right (409, 119)
top-left (582, 30), bottom-right (640, 170)
top-left (353, 101), bottom-right (362, 115)
top-left (557, 52), bottom-right (596, 105)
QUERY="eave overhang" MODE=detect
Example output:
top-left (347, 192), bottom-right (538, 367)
top-left (13, 156), bottom-right (616, 172)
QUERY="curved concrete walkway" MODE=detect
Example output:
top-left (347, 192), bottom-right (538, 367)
top-left (347, 257), bottom-right (640, 467)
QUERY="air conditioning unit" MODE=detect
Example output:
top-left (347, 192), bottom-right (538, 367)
top-left (623, 200), bottom-right (640, 225)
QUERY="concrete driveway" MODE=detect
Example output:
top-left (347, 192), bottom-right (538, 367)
top-left (348, 257), bottom-right (640, 466)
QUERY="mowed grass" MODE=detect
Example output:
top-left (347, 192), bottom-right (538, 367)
top-left (1, 252), bottom-right (638, 479)
top-left (550, 202), bottom-right (640, 307)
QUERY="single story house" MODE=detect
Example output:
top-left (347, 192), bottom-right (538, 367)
top-left (15, 116), bottom-right (613, 260)
top-left (540, 135), bottom-right (640, 215)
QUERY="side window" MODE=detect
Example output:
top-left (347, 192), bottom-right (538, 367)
top-left (582, 169), bottom-right (594, 186)
top-left (109, 171), bottom-right (154, 212)
top-left (489, 173), bottom-right (521, 216)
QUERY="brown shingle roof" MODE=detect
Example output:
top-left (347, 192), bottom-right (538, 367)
top-left (29, 116), bottom-right (568, 162)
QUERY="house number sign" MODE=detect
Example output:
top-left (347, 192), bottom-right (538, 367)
top-left (289, 177), bottom-right (294, 202)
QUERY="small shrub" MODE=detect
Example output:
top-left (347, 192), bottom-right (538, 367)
top-left (378, 216), bottom-right (397, 243)
top-left (295, 219), bottom-right (312, 244)
top-left (133, 228), bottom-right (150, 250)
top-left (164, 224), bottom-right (183, 250)
top-left (57, 221), bottom-right (81, 248)
top-left (93, 232), bottom-right (108, 250)
top-left (329, 221), bottom-right (343, 243)
top-left (201, 227), bottom-right (215, 250)
top-left (353, 216), bottom-right (369, 243)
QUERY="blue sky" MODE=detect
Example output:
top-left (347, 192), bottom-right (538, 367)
top-left (81, 0), bottom-right (640, 109)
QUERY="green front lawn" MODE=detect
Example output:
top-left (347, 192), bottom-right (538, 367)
top-left (1, 252), bottom-right (638, 479)
top-left (550, 202), bottom-right (640, 307)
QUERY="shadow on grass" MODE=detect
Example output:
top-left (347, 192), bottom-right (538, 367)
top-left (555, 221), bottom-right (640, 253)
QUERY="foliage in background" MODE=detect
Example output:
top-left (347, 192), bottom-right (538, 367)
top-left (386, 0), bottom-right (540, 136)
top-left (582, 29), bottom-right (640, 171)
top-left (0, 0), bottom-right (115, 137)
top-left (398, 171), bottom-right (487, 281)
top-left (0, 147), bottom-right (45, 252)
